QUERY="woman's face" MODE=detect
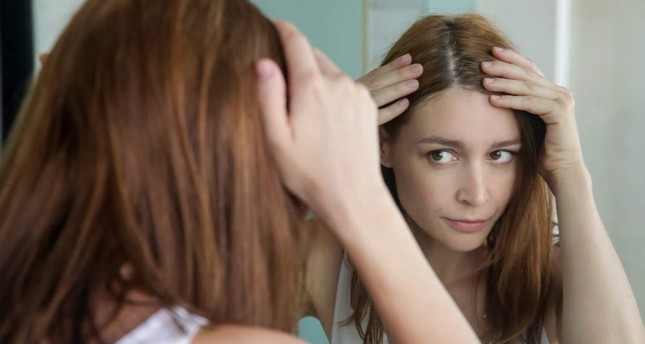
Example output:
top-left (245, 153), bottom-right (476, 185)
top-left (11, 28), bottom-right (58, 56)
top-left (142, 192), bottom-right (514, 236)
top-left (381, 87), bottom-right (519, 252)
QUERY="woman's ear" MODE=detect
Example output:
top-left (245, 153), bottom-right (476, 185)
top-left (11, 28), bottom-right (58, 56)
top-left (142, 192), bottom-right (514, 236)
top-left (379, 127), bottom-right (393, 168)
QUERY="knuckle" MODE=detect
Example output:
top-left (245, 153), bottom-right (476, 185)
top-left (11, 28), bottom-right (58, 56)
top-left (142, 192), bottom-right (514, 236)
top-left (283, 29), bottom-right (305, 46)
top-left (528, 59), bottom-right (537, 68)
top-left (527, 70), bottom-right (540, 79)
top-left (557, 87), bottom-right (575, 106)
top-left (298, 75), bottom-right (323, 95)
top-left (370, 73), bottom-right (382, 88)
top-left (297, 71), bottom-right (319, 87)
top-left (522, 67), bottom-right (533, 78)
top-left (359, 71), bottom-right (375, 87)
top-left (397, 66), bottom-right (409, 79)
top-left (356, 83), bottom-right (372, 99)
top-left (334, 75), bottom-right (358, 95)
top-left (336, 74), bottom-right (354, 87)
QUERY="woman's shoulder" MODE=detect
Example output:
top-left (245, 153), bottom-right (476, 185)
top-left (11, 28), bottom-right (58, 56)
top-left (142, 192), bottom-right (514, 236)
top-left (193, 325), bottom-right (306, 344)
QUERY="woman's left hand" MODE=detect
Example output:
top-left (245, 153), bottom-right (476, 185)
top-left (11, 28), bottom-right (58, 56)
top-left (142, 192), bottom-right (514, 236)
top-left (481, 47), bottom-right (585, 186)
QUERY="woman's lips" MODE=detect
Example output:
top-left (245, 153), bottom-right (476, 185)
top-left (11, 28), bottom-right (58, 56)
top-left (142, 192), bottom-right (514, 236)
top-left (443, 218), bottom-right (488, 233)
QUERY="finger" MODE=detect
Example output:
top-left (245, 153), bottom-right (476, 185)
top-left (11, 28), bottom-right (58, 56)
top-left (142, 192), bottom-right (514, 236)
top-left (256, 58), bottom-right (291, 150)
top-left (378, 98), bottom-right (410, 125)
top-left (39, 53), bottom-right (49, 65)
top-left (314, 49), bottom-right (341, 76)
top-left (359, 63), bottom-right (423, 90)
top-left (489, 94), bottom-right (558, 123)
top-left (380, 54), bottom-right (413, 74)
top-left (481, 60), bottom-right (551, 87)
top-left (273, 21), bottom-right (320, 83)
top-left (482, 77), bottom-right (561, 100)
top-left (371, 79), bottom-right (419, 107)
top-left (491, 47), bottom-right (545, 77)
top-left (358, 54), bottom-right (413, 85)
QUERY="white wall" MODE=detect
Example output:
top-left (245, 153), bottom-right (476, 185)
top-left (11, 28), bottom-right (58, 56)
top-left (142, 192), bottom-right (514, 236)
top-left (570, 0), bottom-right (645, 319)
top-left (475, 0), bottom-right (557, 81)
top-left (32, 0), bottom-right (85, 66)
top-left (365, 0), bottom-right (478, 71)
top-left (366, 1), bottom-right (424, 70)
top-left (476, 0), bottom-right (645, 319)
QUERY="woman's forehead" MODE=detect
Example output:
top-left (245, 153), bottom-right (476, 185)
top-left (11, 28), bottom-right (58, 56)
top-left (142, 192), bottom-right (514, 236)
top-left (402, 87), bottom-right (519, 145)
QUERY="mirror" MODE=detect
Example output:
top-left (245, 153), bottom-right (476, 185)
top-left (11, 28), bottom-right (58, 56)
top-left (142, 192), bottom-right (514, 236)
top-left (1, 2), bottom-right (643, 343)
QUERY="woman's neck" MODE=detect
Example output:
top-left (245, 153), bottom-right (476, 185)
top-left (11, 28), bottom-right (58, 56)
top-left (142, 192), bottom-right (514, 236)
top-left (407, 217), bottom-right (490, 339)
top-left (409, 221), bottom-right (486, 286)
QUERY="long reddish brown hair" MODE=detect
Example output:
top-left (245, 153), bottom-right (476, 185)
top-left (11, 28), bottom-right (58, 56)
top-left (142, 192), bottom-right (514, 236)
top-left (0, 0), bottom-right (308, 342)
top-left (348, 14), bottom-right (558, 344)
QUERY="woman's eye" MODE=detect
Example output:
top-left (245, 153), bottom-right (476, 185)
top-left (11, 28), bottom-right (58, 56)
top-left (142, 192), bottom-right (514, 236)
top-left (428, 150), bottom-right (457, 163)
top-left (490, 150), bottom-right (514, 163)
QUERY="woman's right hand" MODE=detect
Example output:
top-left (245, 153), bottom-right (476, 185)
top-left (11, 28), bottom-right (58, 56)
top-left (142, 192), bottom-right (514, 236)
top-left (256, 21), bottom-right (384, 221)
top-left (358, 54), bottom-right (423, 125)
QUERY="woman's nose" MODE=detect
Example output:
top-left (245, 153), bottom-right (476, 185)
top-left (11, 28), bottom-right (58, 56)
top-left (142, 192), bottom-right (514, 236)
top-left (456, 164), bottom-right (490, 207)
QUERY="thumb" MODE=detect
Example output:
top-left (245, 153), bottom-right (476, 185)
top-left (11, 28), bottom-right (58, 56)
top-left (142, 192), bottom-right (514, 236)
top-left (256, 58), bottom-right (291, 151)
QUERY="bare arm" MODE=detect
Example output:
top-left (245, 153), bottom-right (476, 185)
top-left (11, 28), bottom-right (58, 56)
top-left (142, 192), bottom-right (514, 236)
top-left (552, 166), bottom-right (644, 343)
top-left (257, 21), bottom-right (479, 344)
top-left (482, 46), bottom-right (645, 343)
top-left (302, 53), bottom-right (425, 339)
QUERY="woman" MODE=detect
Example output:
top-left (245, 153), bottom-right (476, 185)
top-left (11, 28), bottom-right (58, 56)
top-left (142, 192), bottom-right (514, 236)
top-left (0, 0), bottom-right (480, 342)
top-left (302, 14), bottom-right (644, 344)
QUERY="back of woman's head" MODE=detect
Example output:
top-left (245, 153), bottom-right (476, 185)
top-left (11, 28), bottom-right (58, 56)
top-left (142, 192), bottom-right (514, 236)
top-left (0, 0), bottom-right (306, 342)
top-left (351, 14), bottom-right (556, 344)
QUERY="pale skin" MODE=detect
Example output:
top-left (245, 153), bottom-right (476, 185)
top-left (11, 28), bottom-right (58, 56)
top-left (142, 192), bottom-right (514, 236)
top-left (302, 48), bottom-right (645, 343)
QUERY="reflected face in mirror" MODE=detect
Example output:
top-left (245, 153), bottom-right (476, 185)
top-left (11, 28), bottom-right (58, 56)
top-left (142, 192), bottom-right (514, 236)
top-left (381, 87), bottom-right (520, 252)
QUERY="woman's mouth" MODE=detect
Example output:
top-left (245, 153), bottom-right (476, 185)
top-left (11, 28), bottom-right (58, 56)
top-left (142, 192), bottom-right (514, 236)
top-left (443, 218), bottom-right (489, 233)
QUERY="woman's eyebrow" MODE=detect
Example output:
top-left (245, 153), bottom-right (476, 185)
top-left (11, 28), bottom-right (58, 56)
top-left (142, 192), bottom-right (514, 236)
top-left (416, 136), bottom-right (521, 150)
top-left (416, 136), bottom-right (463, 149)
top-left (490, 139), bottom-right (521, 149)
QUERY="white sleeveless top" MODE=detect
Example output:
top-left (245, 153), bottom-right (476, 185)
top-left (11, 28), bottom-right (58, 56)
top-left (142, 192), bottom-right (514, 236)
top-left (117, 307), bottom-right (208, 344)
top-left (330, 254), bottom-right (550, 344)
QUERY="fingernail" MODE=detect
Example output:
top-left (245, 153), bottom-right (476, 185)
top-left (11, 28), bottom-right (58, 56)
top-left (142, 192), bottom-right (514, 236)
top-left (406, 80), bottom-right (419, 89)
top-left (491, 95), bottom-right (501, 100)
top-left (256, 60), bottom-right (274, 79)
top-left (397, 98), bottom-right (409, 107)
top-left (482, 61), bottom-right (493, 68)
top-left (399, 53), bottom-right (412, 64)
top-left (493, 47), bottom-right (505, 52)
top-left (410, 64), bottom-right (423, 74)
top-left (484, 78), bottom-right (495, 84)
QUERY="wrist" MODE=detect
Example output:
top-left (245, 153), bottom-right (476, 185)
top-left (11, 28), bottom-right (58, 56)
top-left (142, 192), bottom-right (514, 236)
top-left (546, 162), bottom-right (592, 197)
top-left (316, 181), bottom-right (398, 243)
